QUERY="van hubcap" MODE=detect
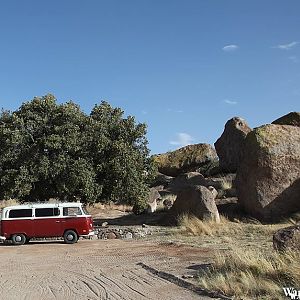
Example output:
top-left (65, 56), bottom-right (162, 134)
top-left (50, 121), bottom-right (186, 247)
top-left (16, 236), bottom-right (22, 242)
top-left (67, 234), bottom-right (74, 241)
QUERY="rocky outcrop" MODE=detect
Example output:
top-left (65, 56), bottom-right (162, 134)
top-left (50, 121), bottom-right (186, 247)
top-left (168, 172), bottom-right (207, 192)
top-left (272, 112), bottom-right (300, 127)
top-left (147, 188), bottom-right (161, 213)
top-left (236, 124), bottom-right (300, 221)
top-left (151, 173), bottom-right (174, 189)
top-left (168, 171), bottom-right (236, 199)
top-left (208, 186), bottom-right (218, 199)
top-left (273, 225), bottom-right (300, 251)
top-left (215, 117), bottom-right (252, 172)
top-left (154, 144), bottom-right (218, 177)
top-left (169, 185), bottom-right (220, 223)
top-left (159, 190), bottom-right (177, 210)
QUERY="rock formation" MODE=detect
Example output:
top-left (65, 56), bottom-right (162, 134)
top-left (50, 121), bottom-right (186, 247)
top-left (272, 111), bottom-right (300, 127)
top-left (169, 185), bottom-right (220, 223)
top-left (154, 143), bottom-right (217, 177)
top-left (236, 124), bottom-right (300, 221)
top-left (215, 117), bottom-right (252, 172)
top-left (273, 224), bottom-right (300, 251)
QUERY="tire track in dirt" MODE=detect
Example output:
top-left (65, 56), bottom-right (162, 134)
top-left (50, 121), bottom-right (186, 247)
top-left (0, 240), bottom-right (215, 300)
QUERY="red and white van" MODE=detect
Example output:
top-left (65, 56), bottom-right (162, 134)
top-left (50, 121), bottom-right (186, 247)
top-left (0, 203), bottom-right (94, 245)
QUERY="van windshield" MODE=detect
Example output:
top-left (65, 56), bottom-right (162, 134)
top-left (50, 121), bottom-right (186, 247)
top-left (82, 206), bottom-right (89, 215)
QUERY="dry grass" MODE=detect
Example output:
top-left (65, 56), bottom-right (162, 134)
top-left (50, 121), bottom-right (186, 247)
top-left (219, 177), bottom-right (233, 191)
top-left (178, 214), bottom-right (276, 238)
top-left (86, 202), bottom-right (132, 215)
top-left (94, 202), bottom-right (132, 212)
top-left (177, 214), bottom-right (300, 299)
top-left (0, 199), bottom-right (20, 209)
top-left (199, 247), bottom-right (300, 299)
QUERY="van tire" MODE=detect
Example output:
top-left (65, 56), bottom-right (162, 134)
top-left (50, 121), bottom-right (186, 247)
top-left (63, 230), bottom-right (78, 244)
top-left (11, 234), bottom-right (26, 245)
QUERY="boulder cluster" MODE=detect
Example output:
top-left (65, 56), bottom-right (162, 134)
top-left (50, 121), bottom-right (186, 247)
top-left (148, 112), bottom-right (300, 231)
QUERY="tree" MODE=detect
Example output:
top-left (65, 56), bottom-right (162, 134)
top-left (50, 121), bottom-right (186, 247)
top-left (0, 95), bottom-right (155, 208)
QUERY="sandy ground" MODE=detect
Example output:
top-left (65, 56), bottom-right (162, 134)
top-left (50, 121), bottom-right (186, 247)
top-left (0, 238), bottom-right (219, 300)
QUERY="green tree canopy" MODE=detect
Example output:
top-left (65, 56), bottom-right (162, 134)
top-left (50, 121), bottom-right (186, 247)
top-left (0, 94), bottom-right (155, 208)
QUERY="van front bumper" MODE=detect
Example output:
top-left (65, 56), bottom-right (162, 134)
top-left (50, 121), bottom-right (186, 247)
top-left (0, 236), bottom-right (6, 241)
top-left (81, 231), bottom-right (95, 238)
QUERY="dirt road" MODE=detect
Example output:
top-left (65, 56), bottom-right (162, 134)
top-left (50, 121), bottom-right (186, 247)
top-left (0, 239), bottom-right (218, 300)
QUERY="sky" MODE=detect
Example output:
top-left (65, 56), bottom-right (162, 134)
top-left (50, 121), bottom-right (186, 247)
top-left (0, 1), bottom-right (299, 154)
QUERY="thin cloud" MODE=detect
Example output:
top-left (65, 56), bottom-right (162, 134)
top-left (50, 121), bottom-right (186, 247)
top-left (224, 99), bottom-right (238, 105)
top-left (288, 56), bottom-right (299, 63)
top-left (273, 41), bottom-right (298, 50)
top-left (222, 44), bottom-right (239, 52)
top-left (170, 133), bottom-right (194, 147)
top-left (167, 108), bottom-right (184, 113)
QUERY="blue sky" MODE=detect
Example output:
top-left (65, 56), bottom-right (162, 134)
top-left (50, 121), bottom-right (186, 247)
top-left (0, 1), bottom-right (299, 154)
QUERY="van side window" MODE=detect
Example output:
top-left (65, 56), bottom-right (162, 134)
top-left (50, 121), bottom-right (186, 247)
top-left (63, 207), bottom-right (82, 216)
top-left (35, 208), bottom-right (59, 217)
top-left (9, 209), bottom-right (32, 218)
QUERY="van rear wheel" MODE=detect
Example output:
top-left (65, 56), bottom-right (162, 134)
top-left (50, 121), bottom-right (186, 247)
top-left (63, 230), bottom-right (78, 244)
top-left (11, 234), bottom-right (26, 246)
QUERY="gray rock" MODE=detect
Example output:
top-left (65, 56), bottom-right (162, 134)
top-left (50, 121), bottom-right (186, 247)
top-left (147, 188), bottom-right (161, 213)
top-left (273, 224), bottom-right (300, 251)
top-left (208, 186), bottom-right (218, 199)
top-left (151, 173), bottom-right (174, 188)
top-left (170, 185), bottom-right (220, 223)
top-left (101, 222), bottom-right (108, 227)
top-left (169, 172), bottom-right (207, 192)
top-left (236, 124), bottom-right (300, 221)
top-left (272, 111), bottom-right (300, 127)
top-left (215, 117), bottom-right (252, 172)
top-left (154, 143), bottom-right (218, 177)
top-left (124, 232), bottom-right (133, 239)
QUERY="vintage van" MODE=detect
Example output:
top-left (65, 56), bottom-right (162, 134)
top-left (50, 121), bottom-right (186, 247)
top-left (0, 203), bottom-right (94, 245)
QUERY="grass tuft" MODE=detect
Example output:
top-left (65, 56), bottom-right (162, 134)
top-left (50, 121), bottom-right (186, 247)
top-left (198, 247), bottom-right (300, 299)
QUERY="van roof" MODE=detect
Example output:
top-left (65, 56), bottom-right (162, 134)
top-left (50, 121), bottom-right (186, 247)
top-left (2, 203), bottom-right (83, 211)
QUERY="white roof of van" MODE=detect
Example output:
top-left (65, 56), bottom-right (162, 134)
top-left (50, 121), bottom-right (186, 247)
top-left (2, 203), bottom-right (83, 210)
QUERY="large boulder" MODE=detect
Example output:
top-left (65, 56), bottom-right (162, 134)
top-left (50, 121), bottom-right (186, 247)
top-left (214, 117), bottom-right (252, 172)
top-left (169, 185), bottom-right (220, 223)
top-left (151, 172), bottom-right (174, 189)
top-left (236, 124), bottom-right (300, 221)
top-left (169, 172), bottom-right (236, 199)
top-left (154, 144), bottom-right (218, 177)
top-left (146, 188), bottom-right (161, 213)
top-left (272, 112), bottom-right (300, 127)
top-left (273, 225), bottom-right (300, 252)
top-left (168, 172), bottom-right (207, 192)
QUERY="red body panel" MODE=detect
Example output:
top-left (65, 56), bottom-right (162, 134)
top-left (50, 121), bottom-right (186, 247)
top-left (1, 219), bottom-right (34, 238)
top-left (0, 216), bottom-right (93, 239)
top-left (32, 218), bottom-right (63, 237)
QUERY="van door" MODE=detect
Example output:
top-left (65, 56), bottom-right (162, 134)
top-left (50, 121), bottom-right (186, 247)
top-left (33, 208), bottom-right (62, 238)
top-left (7, 209), bottom-right (34, 238)
top-left (62, 207), bottom-right (88, 236)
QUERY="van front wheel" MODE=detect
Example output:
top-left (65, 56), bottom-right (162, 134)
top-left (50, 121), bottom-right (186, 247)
top-left (11, 234), bottom-right (26, 246)
top-left (63, 230), bottom-right (78, 244)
